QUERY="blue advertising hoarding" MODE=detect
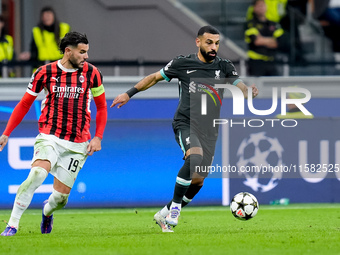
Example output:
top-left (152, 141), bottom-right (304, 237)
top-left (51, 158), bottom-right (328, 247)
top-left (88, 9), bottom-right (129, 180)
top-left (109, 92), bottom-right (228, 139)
top-left (0, 98), bottom-right (340, 208)
top-left (0, 98), bottom-right (224, 208)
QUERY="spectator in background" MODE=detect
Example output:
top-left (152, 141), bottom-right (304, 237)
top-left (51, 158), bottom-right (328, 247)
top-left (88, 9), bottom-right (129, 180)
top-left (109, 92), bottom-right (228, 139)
top-left (309, 0), bottom-right (340, 65)
top-left (245, 0), bottom-right (285, 76)
top-left (247, 0), bottom-right (288, 23)
top-left (0, 16), bottom-right (15, 77)
top-left (19, 6), bottom-right (70, 69)
top-left (247, 0), bottom-right (306, 63)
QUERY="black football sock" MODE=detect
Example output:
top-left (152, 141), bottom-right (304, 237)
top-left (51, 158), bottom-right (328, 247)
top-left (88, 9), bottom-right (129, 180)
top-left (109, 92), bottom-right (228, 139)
top-left (171, 154), bottom-right (203, 204)
top-left (166, 184), bottom-right (203, 209)
top-left (181, 184), bottom-right (203, 207)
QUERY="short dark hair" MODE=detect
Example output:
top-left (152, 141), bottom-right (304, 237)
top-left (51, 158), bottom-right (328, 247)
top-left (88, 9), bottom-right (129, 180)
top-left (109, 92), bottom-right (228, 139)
top-left (197, 25), bottom-right (220, 37)
top-left (59, 31), bottom-right (88, 54)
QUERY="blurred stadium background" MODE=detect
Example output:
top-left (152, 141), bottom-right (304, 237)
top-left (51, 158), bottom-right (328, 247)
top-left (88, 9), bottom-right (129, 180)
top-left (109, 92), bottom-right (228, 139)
top-left (0, 0), bottom-right (339, 209)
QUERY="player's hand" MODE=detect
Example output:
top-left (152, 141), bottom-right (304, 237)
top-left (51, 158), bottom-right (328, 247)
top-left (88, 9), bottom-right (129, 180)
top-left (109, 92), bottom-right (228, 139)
top-left (87, 136), bottom-right (102, 156)
top-left (251, 84), bottom-right (259, 98)
top-left (110, 93), bottom-right (130, 109)
top-left (0, 135), bottom-right (9, 152)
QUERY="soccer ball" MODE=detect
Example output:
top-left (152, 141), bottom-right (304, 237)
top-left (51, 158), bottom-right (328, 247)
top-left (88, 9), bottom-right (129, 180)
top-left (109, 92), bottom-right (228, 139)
top-left (230, 192), bottom-right (259, 220)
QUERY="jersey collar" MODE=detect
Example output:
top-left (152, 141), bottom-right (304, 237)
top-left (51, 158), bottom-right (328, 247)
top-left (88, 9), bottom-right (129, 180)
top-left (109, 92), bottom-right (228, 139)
top-left (195, 53), bottom-right (217, 64)
top-left (57, 60), bottom-right (78, 72)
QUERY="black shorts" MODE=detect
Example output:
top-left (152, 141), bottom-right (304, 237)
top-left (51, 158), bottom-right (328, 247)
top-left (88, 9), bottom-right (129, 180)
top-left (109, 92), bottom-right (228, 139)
top-left (174, 123), bottom-right (217, 177)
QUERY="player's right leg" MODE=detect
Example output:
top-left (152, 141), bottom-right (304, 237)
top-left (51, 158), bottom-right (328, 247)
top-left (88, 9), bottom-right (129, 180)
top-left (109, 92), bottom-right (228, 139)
top-left (180, 140), bottom-right (215, 208)
top-left (166, 129), bottom-right (203, 227)
top-left (159, 176), bottom-right (203, 231)
top-left (159, 136), bottom-right (215, 230)
top-left (1, 160), bottom-right (50, 236)
top-left (154, 157), bottom-right (195, 231)
top-left (154, 127), bottom-right (203, 231)
top-left (153, 211), bottom-right (173, 233)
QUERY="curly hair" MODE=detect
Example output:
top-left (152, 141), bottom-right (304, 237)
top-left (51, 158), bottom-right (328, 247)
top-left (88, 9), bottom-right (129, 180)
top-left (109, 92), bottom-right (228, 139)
top-left (59, 32), bottom-right (88, 54)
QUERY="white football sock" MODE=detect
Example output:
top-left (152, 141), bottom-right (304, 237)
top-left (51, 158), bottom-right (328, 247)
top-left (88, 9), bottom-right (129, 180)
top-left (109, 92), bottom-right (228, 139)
top-left (160, 205), bottom-right (170, 217)
top-left (170, 202), bottom-right (181, 211)
top-left (8, 167), bottom-right (48, 229)
top-left (43, 189), bottom-right (69, 216)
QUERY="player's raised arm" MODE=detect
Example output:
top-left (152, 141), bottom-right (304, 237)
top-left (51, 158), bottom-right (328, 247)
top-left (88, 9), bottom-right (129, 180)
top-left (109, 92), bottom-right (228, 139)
top-left (110, 71), bottom-right (165, 109)
top-left (236, 82), bottom-right (259, 99)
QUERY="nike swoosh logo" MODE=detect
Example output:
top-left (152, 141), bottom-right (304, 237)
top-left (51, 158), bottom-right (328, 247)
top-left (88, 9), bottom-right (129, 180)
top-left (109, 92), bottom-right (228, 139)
top-left (187, 70), bottom-right (197, 74)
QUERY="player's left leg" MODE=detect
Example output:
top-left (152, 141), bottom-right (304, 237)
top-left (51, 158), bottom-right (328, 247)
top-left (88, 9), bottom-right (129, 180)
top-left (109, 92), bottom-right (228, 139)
top-left (44, 179), bottom-right (70, 214)
top-left (162, 173), bottom-right (204, 209)
top-left (166, 148), bottom-right (203, 226)
top-left (166, 143), bottom-right (215, 212)
top-left (181, 174), bottom-right (205, 207)
top-left (41, 178), bottom-right (70, 234)
top-left (160, 173), bottom-right (204, 221)
top-left (41, 136), bottom-right (88, 234)
top-left (155, 127), bottom-right (204, 231)
top-left (179, 145), bottom-right (214, 208)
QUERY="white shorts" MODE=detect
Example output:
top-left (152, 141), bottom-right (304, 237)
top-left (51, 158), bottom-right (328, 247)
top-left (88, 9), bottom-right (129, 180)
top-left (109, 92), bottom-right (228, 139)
top-left (31, 133), bottom-right (89, 188)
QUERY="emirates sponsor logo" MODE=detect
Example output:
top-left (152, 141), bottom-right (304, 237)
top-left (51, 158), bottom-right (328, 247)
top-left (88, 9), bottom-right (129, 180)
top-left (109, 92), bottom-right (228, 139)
top-left (52, 86), bottom-right (85, 99)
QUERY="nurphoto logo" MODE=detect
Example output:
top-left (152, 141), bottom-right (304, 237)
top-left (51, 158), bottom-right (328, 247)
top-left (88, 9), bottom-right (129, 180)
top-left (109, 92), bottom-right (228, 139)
top-left (200, 85), bottom-right (312, 128)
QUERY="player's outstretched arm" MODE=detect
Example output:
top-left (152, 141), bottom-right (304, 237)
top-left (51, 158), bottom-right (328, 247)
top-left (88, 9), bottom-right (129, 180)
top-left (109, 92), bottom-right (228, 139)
top-left (110, 92), bottom-right (130, 109)
top-left (110, 71), bottom-right (164, 109)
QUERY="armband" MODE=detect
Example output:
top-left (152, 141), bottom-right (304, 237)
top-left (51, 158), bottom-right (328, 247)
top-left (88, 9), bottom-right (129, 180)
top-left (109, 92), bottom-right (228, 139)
top-left (126, 87), bottom-right (139, 98)
top-left (91, 85), bottom-right (105, 97)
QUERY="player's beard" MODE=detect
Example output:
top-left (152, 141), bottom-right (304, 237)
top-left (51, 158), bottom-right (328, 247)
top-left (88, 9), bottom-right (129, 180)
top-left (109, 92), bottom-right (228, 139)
top-left (69, 59), bottom-right (81, 69)
top-left (68, 54), bottom-right (84, 69)
top-left (200, 47), bottom-right (217, 62)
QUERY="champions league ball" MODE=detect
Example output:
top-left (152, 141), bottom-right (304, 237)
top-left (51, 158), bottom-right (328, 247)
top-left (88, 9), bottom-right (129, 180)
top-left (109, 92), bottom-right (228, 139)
top-left (230, 192), bottom-right (259, 221)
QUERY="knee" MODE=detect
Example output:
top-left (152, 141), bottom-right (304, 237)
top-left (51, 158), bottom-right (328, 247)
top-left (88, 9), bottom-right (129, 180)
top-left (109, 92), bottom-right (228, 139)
top-left (29, 166), bottom-right (48, 179)
top-left (22, 167), bottom-right (48, 190)
top-left (188, 154), bottom-right (203, 166)
top-left (191, 177), bottom-right (205, 186)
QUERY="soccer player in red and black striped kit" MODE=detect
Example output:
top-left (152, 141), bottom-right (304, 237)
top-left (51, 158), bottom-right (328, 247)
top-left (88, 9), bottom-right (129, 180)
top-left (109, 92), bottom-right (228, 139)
top-left (0, 32), bottom-right (107, 236)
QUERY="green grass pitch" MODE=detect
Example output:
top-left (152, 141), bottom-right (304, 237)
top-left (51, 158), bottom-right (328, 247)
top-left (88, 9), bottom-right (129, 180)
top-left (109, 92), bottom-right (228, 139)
top-left (0, 204), bottom-right (339, 255)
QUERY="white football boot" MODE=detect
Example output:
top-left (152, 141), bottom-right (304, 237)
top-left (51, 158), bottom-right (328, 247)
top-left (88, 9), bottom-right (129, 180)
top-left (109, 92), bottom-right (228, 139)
top-left (153, 211), bottom-right (173, 232)
top-left (165, 206), bottom-right (180, 226)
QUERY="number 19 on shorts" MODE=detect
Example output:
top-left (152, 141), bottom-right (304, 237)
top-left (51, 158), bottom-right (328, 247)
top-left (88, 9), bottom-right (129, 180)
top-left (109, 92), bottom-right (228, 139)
top-left (68, 157), bottom-right (79, 173)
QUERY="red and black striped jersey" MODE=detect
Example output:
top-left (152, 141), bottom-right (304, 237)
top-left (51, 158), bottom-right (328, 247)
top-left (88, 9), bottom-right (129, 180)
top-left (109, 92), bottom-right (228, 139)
top-left (27, 60), bottom-right (103, 143)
